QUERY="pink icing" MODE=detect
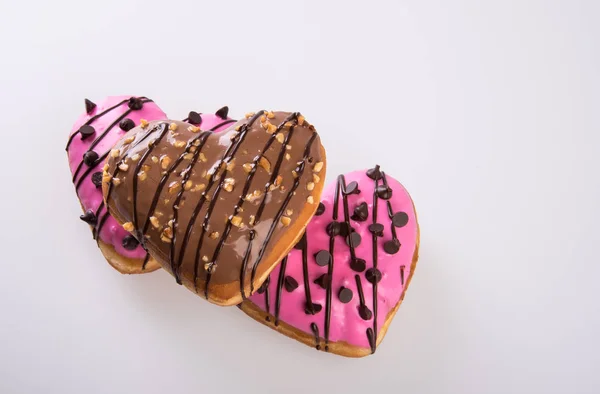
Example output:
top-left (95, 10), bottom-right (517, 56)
top-left (67, 96), bottom-right (234, 260)
top-left (248, 168), bottom-right (418, 350)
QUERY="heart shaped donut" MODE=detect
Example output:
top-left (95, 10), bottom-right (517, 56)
top-left (102, 112), bottom-right (327, 305)
top-left (240, 166), bottom-right (419, 357)
top-left (66, 96), bottom-right (234, 274)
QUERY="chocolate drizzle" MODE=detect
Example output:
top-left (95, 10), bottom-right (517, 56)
top-left (274, 256), bottom-right (289, 326)
top-left (382, 172), bottom-right (402, 255)
top-left (369, 171), bottom-right (380, 353)
top-left (310, 323), bottom-right (321, 350)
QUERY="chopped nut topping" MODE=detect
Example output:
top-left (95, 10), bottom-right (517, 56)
top-left (130, 154), bottom-right (140, 162)
top-left (112, 177), bottom-right (121, 186)
top-left (174, 140), bottom-right (186, 148)
top-left (313, 174), bottom-right (321, 183)
top-left (286, 145), bottom-right (292, 150)
top-left (260, 115), bottom-right (267, 123)
top-left (245, 190), bottom-right (263, 202)
top-left (267, 111), bottom-right (275, 119)
top-left (183, 153), bottom-right (194, 160)
top-left (160, 155), bottom-right (171, 170)
top-left (184, 180), bottom-right (193, 191)
top-left (286, 209), bottom-right (293, 216)
top-left (110, 149), bottom-right (120, 158)
top-left (149, 216), bottom-right (160, 228)
top-left (226, 160), bottom-right (235, 171)
top-left (235, 125), bottom-right (242, 131)
top-left (188, 125), bottom-right (200, 133)
top-left (155, 211), bottom-right (164, 217)
top-left (307, 196), bottom-right (314, 204)
top-left (269, 184), bottom-right (278, 192)
top-left (285, 122), bottom-right (293, 128)
top-left (243, 163), bottom-right (253, 173)
top-left (168, 181), bottom-right (181, 194)
top-left (223, 178), bottom-right (235, 192)
top-left (204, 262), bottom-right (216, 274)
top-left (123, 222), bottom-right (134, 232)
top-left (248, 215), bottom-right (256, 226)
top-left (313, 161), bottom-right (324, 173)
top-left (280, 217), bottom-right (291, 226)
top-left (202, 255), bottom-right (209, 263)
top-left (292, 170), bottom-right (298, 178)
top-left (199, 153), bottom-right (207, 162)
top-left (189, 146), bottom-right (197, 153)
top-left (103, 163), bottom-right (109, 172)
top-left (285, 153), bottom-right (291, 161)
top-left (161, 226), bottom-right (173, 242)
top-left (245, 112), bottom-right (255, 119)
top-left (169, 123), bottom-right (178, 131)
top-left (142, 164), bottom-right (151, 172)
top-left (140, 119), bottom-right (149, 128)
top-left (259, 156), bottom-right (271, 172)
top-left (230, 215), bottom-right (243, 227)
top-left (276, 133), bottom-right (285, 144)
top-left (297, 115), bottom-right (305, 125)
top-left (274, 175), bottom-right (283, 186)
top-left (118, 163), bottom-right (129, 171)
top-left (123, 136), bottom-right (135, 145)
top-left (209, 231), bottom-right (219, 239)
top-left (266, 123), bottom-right (277, 134)
top-left (151, 156), bottom-right (159, 163)
top-left (193, 139), bottom-right (201, 146)
top-left (307, 182), bottom-right (315, 191)
top-left (192, 183), bottom-right (206, 192)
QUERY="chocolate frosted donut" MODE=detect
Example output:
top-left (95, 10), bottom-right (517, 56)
top-left (102, 111), bottom-right (327, 305)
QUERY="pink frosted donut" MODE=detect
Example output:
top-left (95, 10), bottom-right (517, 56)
top-left (67, 96), bottom-right (235, 273)
top-left (241, 166), bottom-right (420, 357)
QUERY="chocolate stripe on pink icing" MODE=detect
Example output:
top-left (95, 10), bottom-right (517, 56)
top-left (246, 166), bottom-right (418, 353)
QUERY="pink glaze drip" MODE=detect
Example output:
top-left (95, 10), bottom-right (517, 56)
top-left (67, 96), bottom-right (234, 260)
top-left (248, 169), bottom-right (418, 350)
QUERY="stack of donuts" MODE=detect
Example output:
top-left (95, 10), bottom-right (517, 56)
top-left (66, 96), bottom-right (420, 358)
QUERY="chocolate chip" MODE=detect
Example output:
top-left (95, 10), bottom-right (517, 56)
top-left (346, 232), bottom-right (361, 248)
top-left (392, 212), bottom-right (409, 227)
top-left (122, 235), bottom-right (140, 250)
top-left (344, 181), bottom-right (360, 195)
top-left (79, 210), bottom-right (97, 225)
top-left (128, 97), bottom-right (143, 110)
top-left (326, 221), bottom-right (340, 236)
top-left (316, 202), bottom-right (326, 216)
top-left (366, 268), bottom-right (382, 284)
top-left (338, 287), bottom-right (353, 303)
top-left (351, 202), bottom-right (369, 222)
top-left (79, 125), bottom-right (95, 140)
top-left (368, 223), bottom-right (384, 237)
top-left (284, 276), bottom-right (298, 292)
top-left (188, 111), bottom-right (202, 125)
top-left (358, 304), bottom-right (373, 320)
top-left (215, 106), bottom-right (229, 119)
top-left (305, 303), bottom-right (323, 315)
top-left (293, 232), bottom-right (307, 250)
top-left (376, 185), bottom-right (392, 200)
top-left (257, 280), bottom-right (269, 294)
top-left (83, 151), bottom-right (99, 166)
top-left (384, 239), bottom-right (401, 254)
top-left (84, 98), bottom-right (96, 114)
top-left (119, 118), bottom-right (135, 131)
top-left (313, 274), bottom-right (330, 289)
top-left (366, 165), bottom-right (382, 180)
top-left (350, 257), bottom-right (366, 272)
top-left (91, 172), bottom-right (103, 188)
top-left (314, 250), bottom-right (331, 266)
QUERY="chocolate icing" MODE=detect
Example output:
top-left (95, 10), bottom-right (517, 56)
top-left (104, 112), bottom-right (325, 303)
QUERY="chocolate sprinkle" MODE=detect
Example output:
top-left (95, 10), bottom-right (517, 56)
top-left (313, 274), bottom-right (330, 289)
top-left (350, 257), bottom-right (366, 272)
top-left (392, 212), bottom-right (409, 228)
top-left (351, 202), bottom-right (369, 222)
top-left (344, 181), bottom-right (360, 195)
top-left (384, 239), bottom-right (401, 254)
top-left (119, 118), bottom-right (135, 131)
top-left (366, 268), bottom-right (382, 284)
top-left (316, 202), bottom-right (326, 216)
top-left (79, 210), bottom-right (97, 225)
top-left (314, 250), bottom-right (331, 267)
top-left (257, 281), bottom-right (269, 294)
top-left (188, 111), bottom-right (202, 125)
top-left (358, 304), bottom-right (373, 320)
top-left (91, 172), bottom-right (103, 188)
top-left (215, 106), bottom-right (229, 119)
top-left (305, 302), bottom-right (323, 315)
top-left (122, 235), bottom-right (140, 250)
top-left (368, 223), bottom-right (384, 237)
top-left (326, 221), bottom-right (340, 236)
top-left (283, 276), bottom-right (298, 292)
top-left (366, 165), bottom-right (382, 180)
top-left (127, 97), bottom-right (143, 110)
top-left (84, 98), bottom-right (96, 114)
top-left (346, 232), bottom-right (362, 248)
top-left (78, 125), bottom-right (96, 140)
top-left (83, 151), bottom-right (99, 166)
top-left (338, 287), bottom-right (353, 303)
top-left (376, 185), bottom-right (392, 200)
top-left (293, 232), bottom-right (307, 250)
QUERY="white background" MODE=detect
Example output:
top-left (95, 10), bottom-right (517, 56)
top-left (0, 0), bottom-right (598, 393)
